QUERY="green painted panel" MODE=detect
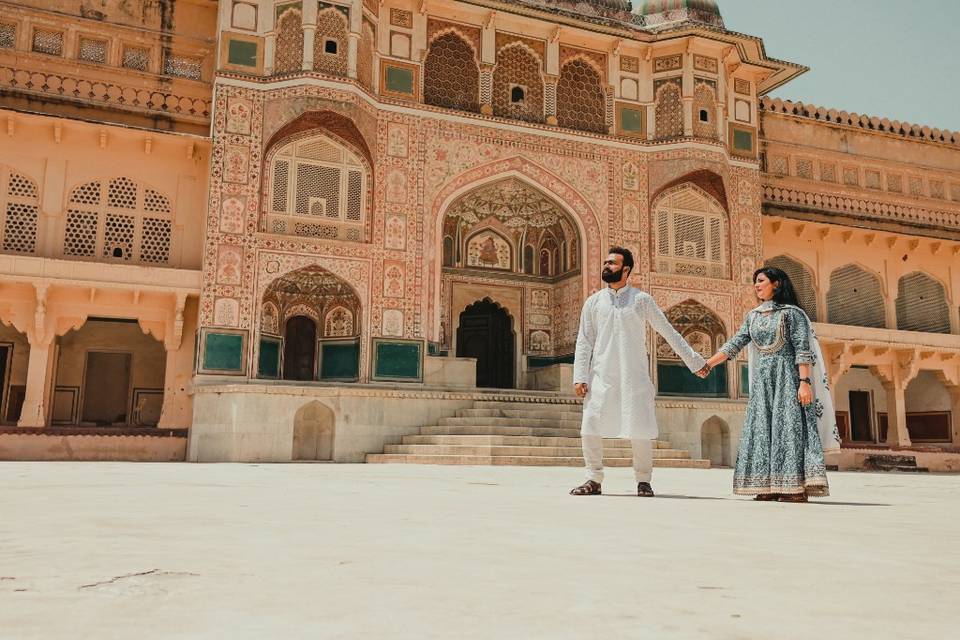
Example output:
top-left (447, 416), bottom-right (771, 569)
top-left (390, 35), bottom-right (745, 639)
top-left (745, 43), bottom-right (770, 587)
top-left (620, 107), bottom-right (643, 132)
top-left (733, 129), bottom-right (754, 152)
top-left (204, 333), bottom-right (243, 372)
top-left (228, 39), bottom-right (259, 68)
top-left (657, 362), bottom-right (727, 397)
top-left (385, 66), bottom-right (414, 94)
top-left (258, 337), bottom-right (281, 378)
top-left (320, 342), bottom-right (359, 380)
top-left (374, 341), bottom-right (422, 380)
top-left (739, 363), bottom-right (750, 397)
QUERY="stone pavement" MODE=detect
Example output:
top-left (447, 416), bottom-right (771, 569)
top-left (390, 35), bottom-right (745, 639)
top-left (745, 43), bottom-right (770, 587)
top-left (1, 463), bottom-right (957, 640)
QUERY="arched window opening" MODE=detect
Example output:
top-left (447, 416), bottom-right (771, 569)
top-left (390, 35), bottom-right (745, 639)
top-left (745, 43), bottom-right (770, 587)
top-left (652, 184), bottom-right (727, 278)
top-left (557, 58), bottom-right (605, 134)
top-left (896, 272), bottom-right (950, 333)
top-left (827, 265), bottom-right (886, 328)
top-left (265, 134), bottom-right (368, 240)
top-left (62, 177), bottom-right (173, 266)
top-left (0, 167), bottom-right (40, 256)
top-left (423, 32), bottom-right (480, 112)
top-left (274, 6), bottom-right (304, 73)
top-left (493, 44), bottom-right (544, 123)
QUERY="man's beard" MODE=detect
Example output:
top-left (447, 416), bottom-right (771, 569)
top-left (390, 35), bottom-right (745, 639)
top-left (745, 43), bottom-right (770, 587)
top-left (601, 267), bottom-right (622, 283)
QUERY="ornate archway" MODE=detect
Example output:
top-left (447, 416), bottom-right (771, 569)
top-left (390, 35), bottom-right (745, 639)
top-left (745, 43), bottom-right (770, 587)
top-left (437, 177), bottom-right (585, 389)
top-left (258, 265), bottom-right (361, 382)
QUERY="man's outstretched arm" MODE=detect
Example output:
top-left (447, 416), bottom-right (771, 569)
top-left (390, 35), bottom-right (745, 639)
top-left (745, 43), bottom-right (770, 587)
top-left (642, 294), bottom-right (707, 373)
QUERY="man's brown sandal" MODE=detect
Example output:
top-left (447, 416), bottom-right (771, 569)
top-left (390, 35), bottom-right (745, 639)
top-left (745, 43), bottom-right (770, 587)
top-left (637, 482), bottom-right (655, 497)
top-left (754, 494), bottom-right (779, 501)
top-left (570, 480), bottom-right (602, 496)
top-left (778, 493), bottom-right (808, 503)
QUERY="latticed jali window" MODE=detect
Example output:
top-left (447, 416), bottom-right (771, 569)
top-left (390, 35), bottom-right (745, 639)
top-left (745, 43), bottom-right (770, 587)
top-left (0, 167), bottom-right (40, 256)
top-left (424, 33), bottom-right (480, 112)
top-left (766, 255), bottom-right (818, 321)
top-left (274, 6), bottom-right (304, 73)
top-left (653, 185), bottom-right (727, 278)
top-left (655, 79), bottom-right (683, 139)
top-left (0, 23), bottom-right (15, 49)
top-left (556, 59), bottom-right (606, 134)
top-left (164, 53), bottom-right (202, 80)
top-left (267, 135), bottom-right (367, 239)
top-left (78, 37), bottom-right (108, 64)
top-left (62, 177), bottom-right (173, 265)
top-left (693, 81), bottom-right (717, 140)
top-left (896, 272), bottom-right (951, 334)
top-left (827, 265), bottom-right (886, 328)
top-left (122, 46), bottom-right (151, 71)
top-left (493, 45), bottom-right (544, 123)
top-left (313, 8), bottom-right (348, 76)
top-left (32, 29), bottom-right (63, 56)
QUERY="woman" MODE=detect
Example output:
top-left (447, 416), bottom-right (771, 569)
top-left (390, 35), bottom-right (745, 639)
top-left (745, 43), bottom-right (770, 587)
top-left (699, 267), bottom-right (841, 502)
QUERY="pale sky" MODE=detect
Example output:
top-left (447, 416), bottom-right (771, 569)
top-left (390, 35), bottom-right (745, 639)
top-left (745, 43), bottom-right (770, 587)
top-left (719, 0), bottom-right (960, 131)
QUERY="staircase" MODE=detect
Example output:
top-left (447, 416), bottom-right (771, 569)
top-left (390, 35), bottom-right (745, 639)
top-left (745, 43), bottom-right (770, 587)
top-left (366, 398), bottom-right (710, 468)
top-left (862, 454), bottom-right (929, 473)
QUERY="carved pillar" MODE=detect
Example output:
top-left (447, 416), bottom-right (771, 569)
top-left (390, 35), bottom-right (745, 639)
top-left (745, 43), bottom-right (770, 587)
top-left (18, 284), bottom-right (55, 427)
top-left (17, 338), bottom-right (56, 427)
top-left (157, 294), bottom-right (195, 429)
top-left (882, 380), bottom-right (911, 448)
top-left (479, 63), bottom-right (494, 115)
top-left (682, 50), bottom-right (694, 137)
top-left (605, 85), bottom-right (615, 134)
top-left (263, 3), bottom-right (276, 75)
top-left (302, 0), bottom-right (318, 71)
top-left (348, 32), bottom-right (360, 79)
top-left (544, 75), bottom-right (558, 126)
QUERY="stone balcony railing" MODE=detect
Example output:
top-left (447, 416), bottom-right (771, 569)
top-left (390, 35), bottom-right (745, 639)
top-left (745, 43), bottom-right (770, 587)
top-left (814, 322), bottom-right (960, 351)
top-left (763, 186), bottom-right (960, 233)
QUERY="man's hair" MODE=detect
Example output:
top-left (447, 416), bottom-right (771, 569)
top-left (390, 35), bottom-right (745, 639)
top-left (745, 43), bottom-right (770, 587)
top-left (608, 246), bottom-right (634, 273)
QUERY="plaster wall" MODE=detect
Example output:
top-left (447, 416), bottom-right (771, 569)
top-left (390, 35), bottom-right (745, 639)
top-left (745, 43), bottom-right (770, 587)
top-left (905, 370), bottom-right (952, 412)
top-left (188, 384), bottom-right (477, 462)
top-left (0, 434), bottom-right (185, 461)
top-left (0, 111), bottom-right (210, 270)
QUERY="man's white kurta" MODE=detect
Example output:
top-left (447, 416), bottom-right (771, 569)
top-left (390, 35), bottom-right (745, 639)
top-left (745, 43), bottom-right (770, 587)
top-left (573, 287), bottom-right (706, 440)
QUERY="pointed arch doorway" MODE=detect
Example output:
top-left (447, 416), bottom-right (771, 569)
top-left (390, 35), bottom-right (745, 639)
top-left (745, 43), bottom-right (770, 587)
top-left (457, 299), bottom-right (514, 389)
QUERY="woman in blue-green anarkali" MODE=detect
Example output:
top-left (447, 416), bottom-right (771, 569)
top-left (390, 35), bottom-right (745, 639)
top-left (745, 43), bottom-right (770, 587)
top-left (700, 267), bottom-right (841, 502)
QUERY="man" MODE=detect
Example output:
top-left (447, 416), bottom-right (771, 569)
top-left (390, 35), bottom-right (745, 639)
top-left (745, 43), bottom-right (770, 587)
top-left (570, 247), bottom-right (708, 497)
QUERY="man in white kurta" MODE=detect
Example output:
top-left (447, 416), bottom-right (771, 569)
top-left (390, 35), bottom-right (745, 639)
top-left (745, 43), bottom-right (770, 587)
top-left (570, 248), bottom-right (707, 497)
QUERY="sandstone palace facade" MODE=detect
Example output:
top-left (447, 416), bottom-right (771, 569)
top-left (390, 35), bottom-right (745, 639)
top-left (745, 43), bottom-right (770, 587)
top-left (0, 0), bottom-right (958, 470)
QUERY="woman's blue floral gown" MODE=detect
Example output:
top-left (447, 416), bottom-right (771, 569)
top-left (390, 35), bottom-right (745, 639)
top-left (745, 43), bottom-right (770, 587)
top-left (720, 303), bottom-right (829, 496)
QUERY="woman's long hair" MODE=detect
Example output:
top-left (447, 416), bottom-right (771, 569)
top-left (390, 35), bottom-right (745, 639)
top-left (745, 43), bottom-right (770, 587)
top-left (753, 266), bottom-right (800, 307)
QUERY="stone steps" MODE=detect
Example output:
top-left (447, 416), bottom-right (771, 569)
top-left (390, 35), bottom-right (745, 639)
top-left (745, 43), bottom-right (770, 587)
top-left (366, 395), bottom-right (709, 469)
top-left (472, 400), bottom-right (582, 412)
top-left (366, 454), bottom-right (710, 468)
top-left (418, 425), bottom-right (583, 438)
top-left (456, 408), bottom-right (584, 421)
top-left (383, 444), bottom-right (692, 458)
top-left (399, 435), bottom-right (673, 449)
top-left (438, 416), bottom-right (583, 429)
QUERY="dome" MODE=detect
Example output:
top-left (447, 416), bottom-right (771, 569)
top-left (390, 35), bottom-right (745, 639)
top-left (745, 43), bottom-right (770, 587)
top-left (634, 0), bottom-right (724, 28)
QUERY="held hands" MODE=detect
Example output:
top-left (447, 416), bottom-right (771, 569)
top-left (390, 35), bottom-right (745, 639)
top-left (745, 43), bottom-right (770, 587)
top-left (574, 383), bottom-right (588, 398)
top-left (694, 363), bottom-right (712, 379)
top-left (797, 381), bottom-right (813, 406)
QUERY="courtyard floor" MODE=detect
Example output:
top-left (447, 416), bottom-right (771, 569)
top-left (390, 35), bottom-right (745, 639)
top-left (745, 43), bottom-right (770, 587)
top-left (0, 463), bottom-right (957, 640)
